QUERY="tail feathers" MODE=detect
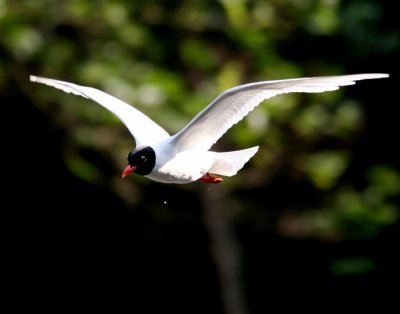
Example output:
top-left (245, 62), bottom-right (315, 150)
top-left (210, 146), bottom-right (259, 176)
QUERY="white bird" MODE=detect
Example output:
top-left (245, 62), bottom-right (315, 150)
top-left (30, 73), bottom-right (388, 184)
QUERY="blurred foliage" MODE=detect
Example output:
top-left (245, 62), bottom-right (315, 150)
top-left (1, 0), bottom-right (399, 311)
top-left (3, 0), bottom-right (399, 248)
top-left (277, 164), bottom-right (399, 241)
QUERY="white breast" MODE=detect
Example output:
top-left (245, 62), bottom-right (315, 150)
top-left (146, 150), bottom-right (216, 184)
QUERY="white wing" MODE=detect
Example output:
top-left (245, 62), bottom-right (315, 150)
top-left (170, 73), bottom-right (389, 151)
top-left (30, 76), bottom-right (170, 147)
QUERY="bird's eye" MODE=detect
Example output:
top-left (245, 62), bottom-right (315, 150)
top-left (141, 156), bottom-right (146, 161)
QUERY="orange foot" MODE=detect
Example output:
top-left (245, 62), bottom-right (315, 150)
top-left (200, 173), bottom-right (223, 184)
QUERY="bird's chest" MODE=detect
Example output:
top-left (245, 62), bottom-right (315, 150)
top-left (147, 151), bottom-right (215, 184)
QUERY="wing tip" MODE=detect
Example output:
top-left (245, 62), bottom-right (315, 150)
top-left (30, 75), bottom-right (51, 85)
top-left (29, 75), bottom-right (91, 99)
top-left (29, 75), bottom-right (39, 82)
top-left (359, 73), bottom-right (389, 79)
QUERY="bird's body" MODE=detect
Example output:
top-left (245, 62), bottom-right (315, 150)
top-left (146, 145), bottom-right (259, 184)
top-left (30, 73), bottom-right (388, 184)
top-left (149, 149), bottom-right (218, 184)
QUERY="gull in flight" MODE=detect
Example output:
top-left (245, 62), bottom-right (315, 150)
top-left (30, 73), bottom-right (388, 184)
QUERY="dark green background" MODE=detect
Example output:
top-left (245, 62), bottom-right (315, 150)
top-left (2, 0), bottom-right (399, 312)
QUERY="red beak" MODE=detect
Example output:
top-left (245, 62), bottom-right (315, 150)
top-left (122, 165), bottom-right (137, 178)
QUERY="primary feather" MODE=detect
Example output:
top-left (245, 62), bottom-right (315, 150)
top-left (29, 75), bottom-right (170, 147)
top-left (171, 73), bottom-right (388, 152)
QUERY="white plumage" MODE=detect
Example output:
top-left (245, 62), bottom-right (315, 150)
top-left (30, 73), bottom-right (388, 184)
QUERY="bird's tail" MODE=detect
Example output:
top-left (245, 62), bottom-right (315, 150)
top-left (210, 146), bottom-right (259, 176)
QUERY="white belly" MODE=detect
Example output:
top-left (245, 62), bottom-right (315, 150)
top-left (146, 150), bottom-right (215, 184)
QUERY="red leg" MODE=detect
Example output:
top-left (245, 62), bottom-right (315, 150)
top-left (200, 173), bottom-right (223, 184)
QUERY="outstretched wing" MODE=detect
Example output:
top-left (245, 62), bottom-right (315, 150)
top-left (170, 73), bottom-right (388, 151)
top-left (30, 76), bottom-right (170, 147)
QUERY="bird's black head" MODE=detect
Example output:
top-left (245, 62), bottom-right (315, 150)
top-left (122, 146), bottom-right (156, 177)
